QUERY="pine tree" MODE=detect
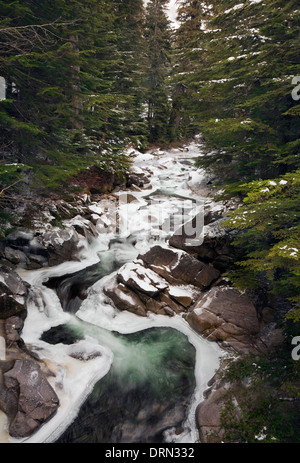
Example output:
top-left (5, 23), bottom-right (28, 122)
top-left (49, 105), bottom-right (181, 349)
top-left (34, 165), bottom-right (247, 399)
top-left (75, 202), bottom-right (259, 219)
top-left (173, 0), bottom-right (300, 185)
top-left (0, 0), bottom-right (144, 192)
top-left (107, 0), bottom-right (148, 148)
top-left (169, 0), bottom-right (214, 140)
top-left (144, 0), bottom-right (173, 142)
top-left (172, 0), bottom-right (300, 318)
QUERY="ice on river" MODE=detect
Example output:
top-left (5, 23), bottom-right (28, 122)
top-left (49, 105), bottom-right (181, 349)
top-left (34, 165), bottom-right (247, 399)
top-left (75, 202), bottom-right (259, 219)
top-left (4, 139), bottom-right (223, 444)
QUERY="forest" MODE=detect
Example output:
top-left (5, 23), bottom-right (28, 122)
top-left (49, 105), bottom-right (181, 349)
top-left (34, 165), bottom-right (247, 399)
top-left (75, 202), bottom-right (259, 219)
top-left (0, 0), bottom-right (299, 443)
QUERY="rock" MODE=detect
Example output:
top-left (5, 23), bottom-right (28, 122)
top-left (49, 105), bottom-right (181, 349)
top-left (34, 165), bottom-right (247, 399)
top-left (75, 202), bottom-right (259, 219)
top-left (186, 286), bottom-right (262, 353)
top-left (3, 230), bottom-right (48, 269)
top-left (117, 261), bottom-right (168, 297)
top-left (169, 215), bottom-right (235, 271)
top-left (187, 310), bottom-right (220, 335)
top-left (140, 291), bottom-right (182, 316)
top-left (254, 325), bottom-right (285, 354)
top-left (197, 386), bottom-right (227, 442)
top-left (126, 166), bottom-right (151, 188)
top-left (41, 227), bottom-right (84, 266)
top-left (40, 324), bottom-right (84, 345)
top-left (118, 192), bottom-right (140, 204)
top-left (66, 341), bottom-right (102, 361)
top-left (104, 261), bottom-right (187, 317)
top-left (3, 359), bottom-right (59, 438)
top-left (4, 247), bottom-right (28, 267)
top-left (64, 215), bottom-right (99, 243)
top-left (166, 285), bottom-right (202, 308)
top-left (103, 276), bottom-right (148, 317)
top-left (138, 245), bottom-right (220, 290)
top-left (6, 230), bottom-right (35, 248)
top-left (0, 266), bottom-right (29, 319)
top-left (5, 316), bottom-right (24, 344)
top-left (26, 253), bottom-right (48, 270)
top-left (197, 380), bottom-right (245, 443)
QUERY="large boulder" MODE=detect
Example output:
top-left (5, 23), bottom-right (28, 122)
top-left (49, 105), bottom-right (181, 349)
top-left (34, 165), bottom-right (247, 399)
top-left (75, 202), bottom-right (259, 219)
top-left (0, 266), bottom-right (29, 319)
top-left (116, 261), bottom-right (168, 297)
top-left (186, 286), bottom-right (262, 353)
top-left (41, 227), bottom-right (84, 266)
top-left (126, 166), bottom-right (151, 188)
top-left (103, 275), bottom-right (148, 317)
top-left (138, 245), bottom-right (220, 290)
top-left (103, 257), bottom-right (205, 317)
top-left (3, 359), bottom-right (59, 438)
top-left (102, 245), bottom-right (220, 318)
top-left (103, 273), bottom-right (181, 318)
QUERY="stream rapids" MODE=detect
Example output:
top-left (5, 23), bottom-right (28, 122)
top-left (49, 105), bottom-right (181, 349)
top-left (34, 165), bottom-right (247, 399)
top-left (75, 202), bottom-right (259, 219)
top-left (8, 141), bottom-right (223, 444)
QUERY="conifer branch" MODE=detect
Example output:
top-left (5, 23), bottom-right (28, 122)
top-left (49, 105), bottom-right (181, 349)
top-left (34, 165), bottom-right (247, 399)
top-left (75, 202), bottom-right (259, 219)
top-left (0, 18), bottom-right (81, 54)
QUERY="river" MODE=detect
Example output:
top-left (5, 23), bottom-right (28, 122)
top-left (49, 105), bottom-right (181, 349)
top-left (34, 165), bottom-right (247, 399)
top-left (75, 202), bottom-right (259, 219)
top-left (8, 140), bottom-right (223, 443)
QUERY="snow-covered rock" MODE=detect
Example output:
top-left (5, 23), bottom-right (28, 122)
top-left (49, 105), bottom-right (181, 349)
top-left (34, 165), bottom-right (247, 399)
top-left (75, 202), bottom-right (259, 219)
top-left (0, 266), bottom-right (29, 319)
top-left (138, 244), bottom-right (220, 289)
top-left (117, 261), bottom-right (168, 297)
top-left (3, 359), bottom-right (59, 438)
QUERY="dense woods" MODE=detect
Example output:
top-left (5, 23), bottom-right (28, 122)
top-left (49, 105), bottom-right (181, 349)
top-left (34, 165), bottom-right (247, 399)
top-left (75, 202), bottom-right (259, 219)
top-left (0, 0), bottom-right (300, 442)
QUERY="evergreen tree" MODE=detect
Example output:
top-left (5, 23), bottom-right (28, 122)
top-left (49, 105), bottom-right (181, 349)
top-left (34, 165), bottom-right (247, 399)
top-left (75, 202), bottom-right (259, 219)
top-left (172, 0), bottom-right (300, 317)
top-left (0, 0), bottom-right (145, 192)
top-left (144, 0), bottom-right (173, 142)
top-left (108, 0), bottom-right (148, 148)
top-left (170, 0), bottom-right (214, 140)
top-left (173, 0), bottom-right (300, 184)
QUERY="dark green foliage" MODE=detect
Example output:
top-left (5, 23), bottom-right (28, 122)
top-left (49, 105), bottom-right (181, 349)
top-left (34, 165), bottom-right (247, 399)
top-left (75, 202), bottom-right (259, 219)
top-left (0, 0), bottom-right (149, 193)
top-left (223, 170), bottom-right (300, 319)
top-left (171, 0), bottom-right (300, 320)
top-left (144, 0), bottom-right (173, 142)
top-left (218, 348), bottom-right (300, 443)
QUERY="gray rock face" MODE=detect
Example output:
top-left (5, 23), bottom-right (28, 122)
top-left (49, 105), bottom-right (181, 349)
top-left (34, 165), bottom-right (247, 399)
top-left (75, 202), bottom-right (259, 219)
top-left (117, 262), bottom-right (168, 297)
top-left (0, 266), bottom-right (29, 319)
top-left (169, 215), bottom-right (235, 272)
top-left (186, 286), bottom-right (263, 353)
top-left (41, 228), bottom-right (84, 266)
top-left (3, 359), bottom-right (59, 438)
top-left (138, 245), bottom-right (220, 289)
top-left (103, 246), bottom-right (218, 317)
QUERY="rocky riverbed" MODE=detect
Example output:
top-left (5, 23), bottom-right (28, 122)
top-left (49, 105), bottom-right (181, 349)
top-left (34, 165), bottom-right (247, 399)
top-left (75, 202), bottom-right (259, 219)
top-left (0, 139), bottom-right (285, 443)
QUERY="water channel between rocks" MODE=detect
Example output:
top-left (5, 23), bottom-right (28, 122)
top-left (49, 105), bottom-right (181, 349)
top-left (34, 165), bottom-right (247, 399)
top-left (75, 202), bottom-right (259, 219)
top-left (11, 141), bottom-right (223, 444)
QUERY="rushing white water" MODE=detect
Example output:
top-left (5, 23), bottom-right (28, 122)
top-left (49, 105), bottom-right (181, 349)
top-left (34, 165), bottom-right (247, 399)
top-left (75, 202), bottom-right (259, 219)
top-left (5, 139), bottom-right (224, 444)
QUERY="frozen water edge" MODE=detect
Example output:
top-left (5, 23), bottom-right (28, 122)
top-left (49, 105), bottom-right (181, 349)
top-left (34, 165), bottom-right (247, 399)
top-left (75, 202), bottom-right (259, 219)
top-left (8, 262), bottom-right (114, 444)
top-left (5, 139), bottom-right (224, 443)
top-left (77, 302), bottom-right (224, 444)
top-left (11, 260), bottom-right (223, 444)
